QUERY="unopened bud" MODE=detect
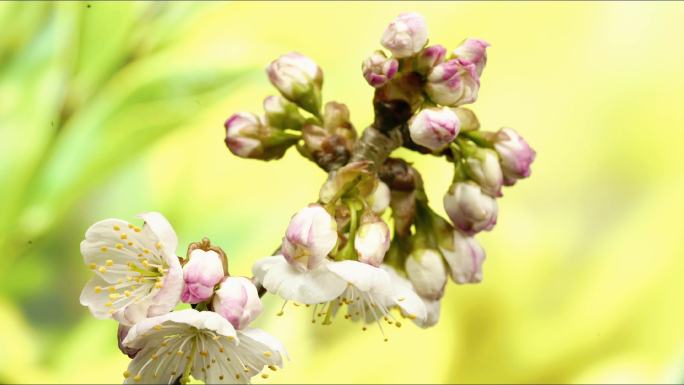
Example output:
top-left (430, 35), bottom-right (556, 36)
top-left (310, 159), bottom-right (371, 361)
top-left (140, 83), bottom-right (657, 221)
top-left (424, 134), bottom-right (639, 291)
top-left (370, 181), bottom-right (391, 214)
top-left (381, 12), bottom-right (429, 58)
top-left (224, 112), bottom-right (298, 160)
top-left (354, 214), bottom-right (391, 267)
top-left (415, 45), bottom-right (446, 74)
top-left (319, 161), bottom-right (376, 204)
top-left (452, 38), bottom-right (490, 77)
top-left (443, 181), bottom-right (498, 235)
top-left (405, 249), bottom-right (447, 300)
top-left (426, 59), bottom-right (480, 107)
top-left (212, 276), bottom-right (263, 330)
top-left (439, 230), bottom-right (486, 284)
top-left (281, 204), bottom-right (338, 271)
top-left (493, 127), bottom-right (536, 186)
top-left (452, 107), bottom-right (480, 132)
top-left (181, 249), bottom-right (225, 304)
top-left (362, 50), bottom-right (399, 88)
top-left (263, 95), bottom-right (305, 130)
top-left (408, 107), bottom-right (460, 151)
top-left (465, 148), bottom-right (503, 197)
top-left (266, 52), bottom-right (323, 115)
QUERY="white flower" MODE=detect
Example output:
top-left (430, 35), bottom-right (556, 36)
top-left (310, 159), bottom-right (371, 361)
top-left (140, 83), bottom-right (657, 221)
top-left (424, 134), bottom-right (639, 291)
top-left (121, 309), bottom-right (286, 384)
top-left (252, 256), bottom-right (426, 328)
top-left (370, 181), bottom-right (391, 214)
top-left (281, 204), bottom-right (338, 271)
top-left (181, 249), bottom-right (225, 304)
top-left (443, 181), bottom-right (498, 235)
top-left (405, 249), bottom-right (447, 300)
top-left (465, 148), bottom-right (504, 197)
top-left (354, 216), bottom-right (391, 267)
top-left (408, 107), bottom-right (460, 151)
top-left (213, 277), bottom-right (263, 330)
top-left (79, 212), bottom-right (183, 326)
top-left (439, 230), bottom-right (486, 284)
top-left (380, 12), bottom-right (429, 58)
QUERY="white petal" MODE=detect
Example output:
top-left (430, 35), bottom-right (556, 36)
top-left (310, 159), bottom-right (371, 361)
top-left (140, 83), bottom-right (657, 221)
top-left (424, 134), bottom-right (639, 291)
top-left (251, 255), bottom-right (286, 285)
top-left (413, 297), bottom-right (441, 328)
top-left (381, 265), bottom-right (428, 322)
top-left (326, 260), bottom-right (392, 294)
top-left (79, 275), bottom-right (116, 319)
top-left (124, 309), bottom-right (237, 350)
top-left (147, 263), bottom-right (183, 318)
top-left (260, 255), bottom-right (347, 304)
top-left (138, 212), bottom-right (179, 264)
top-left (240, 327), bottom-right (289, 363)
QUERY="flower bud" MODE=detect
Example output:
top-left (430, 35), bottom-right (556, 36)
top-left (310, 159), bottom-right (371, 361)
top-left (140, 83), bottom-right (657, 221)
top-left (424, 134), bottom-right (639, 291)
top-left (266, 52), bottom-right (323, 115)
top-left (405, 249), bottom-right (447, 300)
top-left (465, 148), bottom-right (503, 197)
top-left (212, 276), bottom-right (263, 330)
top-left (443, 181), bottom-right (498, 235)
top-left (371, 181), bottom-right (391, 214)
top-left (263, 95), bottom-right (305, 130)
top-left (493, 127), bottom-right (536, 186)
top-left (426, 59), bottom-right (480, 107)
top-left (415, 45), bottom-right (446, 74)
top-left (362, 50), bottom-right (399, 88)
top-left (354, 214), bottom-right (391, 267)
top-left (224, 112), bottom-right (298, 160)
top-left (452, 107), bottom-right (480, 132)
top-left (181, 249), bottom-right (225, 304)
top-left (381, 12), bottom-right (429, 58)
top-left (281, 204), bottom-right (338, 271)
top-left (301, 102), bottom-right (357, 171)
top-left (453, 38), bottom-right (490, 77)
top-left (319, 161), bottom-right (375, 204)
top-left (408, 107), bottom-right (460, 151)
top-left (439, 230), bottom-right (486, 284)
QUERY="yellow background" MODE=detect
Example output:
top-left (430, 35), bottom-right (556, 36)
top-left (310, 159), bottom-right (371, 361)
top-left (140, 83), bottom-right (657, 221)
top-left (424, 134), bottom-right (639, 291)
top-left (1, 1), bottom-right (684, 383)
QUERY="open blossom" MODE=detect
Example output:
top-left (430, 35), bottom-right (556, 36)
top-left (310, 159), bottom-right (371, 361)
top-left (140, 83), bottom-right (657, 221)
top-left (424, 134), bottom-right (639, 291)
top-left (253, 256), bottom-right (426, 326)
top-left (213, 277), bottom-right (263, 330)
top-left (380, 12), bottom-right (428, 58)
top-left (405, 249), bottom-right (447, 300)
top-left (181, 249), bottom-right (225, 304)
top-left (443, 181), bottom-right (498, 235)
top-left (415, 45), bottom-right (446, 74)
top-left (494, 127), bottom-right (536, 186)
top-left (281, 204), bottom-right (338, 271)
top-left (381, 265), bottom-right (440, 328)
top-left (453, 38), bottom-right (490, 77)
top-left (80, 212), bottom-right (183, 326)
top-left (267, 52), bottom-right (322, 114)
top-left (354, 215), bottom-right (391, 267)
top-left (362, 50), bottom-right (398, 88)
top-left (426, 59), bottom-right (480, 107)
top-left (439, 230), bottom-right (486, 284)
top-left (408, 107), bottom-right (460, 151)
top-left (121, 309), bottom-right (286, 384)
top-left (465, 148), bottom-right (504, 197)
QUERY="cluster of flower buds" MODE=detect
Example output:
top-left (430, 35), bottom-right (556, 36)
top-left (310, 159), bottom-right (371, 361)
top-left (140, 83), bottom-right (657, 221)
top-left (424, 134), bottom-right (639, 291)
top-left (241, 13), bottom-right (536, 330)
top-left (79, 213), bottom-right (286, 384)
top-left (70, 10), bottom-right (539, 384)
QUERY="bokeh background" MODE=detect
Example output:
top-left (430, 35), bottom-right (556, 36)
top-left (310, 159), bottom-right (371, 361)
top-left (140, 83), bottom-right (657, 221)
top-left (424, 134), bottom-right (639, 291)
top-left (1, 1), bottom-right (684, 383)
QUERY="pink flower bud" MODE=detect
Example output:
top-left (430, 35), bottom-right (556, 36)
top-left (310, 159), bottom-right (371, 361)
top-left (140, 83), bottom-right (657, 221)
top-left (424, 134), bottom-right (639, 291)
top-left (494, 127), bottom-right (536, 186)
top-left (443, 181), bottom-right (498, 235)
top-left (354, 215), bottom-right (391, 267)
top-left (181, 249), bottom-right (225, 304)
top-left (426, 59), bottom-right (480, 107)
top-left (224, 112), bottom-right (263, 158)
top-left (465, 148), bottom-right (504, 197)
top-left (415, 45), bottom-right (446, 74)
top-left (439, 230), bottom-right (486, 284)
top-left (281, 204), bottom-right (338, 271)
top-left (362, 50), bottom-right (399, 88)
top-left (266, 52), bottom-right (322, 114)
top-left (380, 12), bottom-right (429, 58)
top-left (453, 38), bottom-right (490, 77)
top-left (212, 276), bottom-right (263, 330)
top-left (405, 249), bottom-right (447, 300)
top-left (408, 107), bottom-right (460, 151)
top-left (263, 95), bottom-right (305, 130)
